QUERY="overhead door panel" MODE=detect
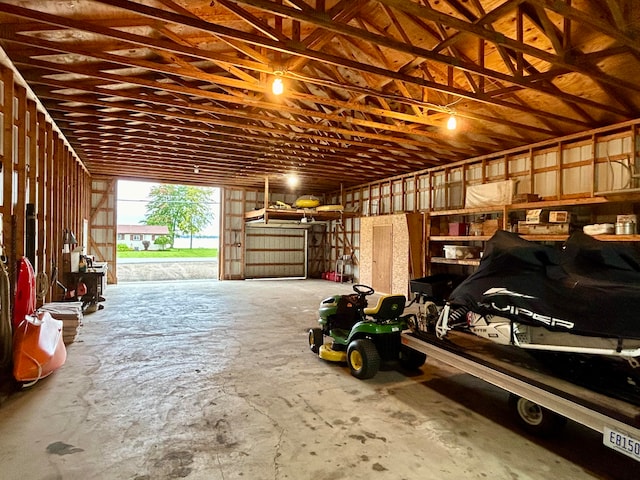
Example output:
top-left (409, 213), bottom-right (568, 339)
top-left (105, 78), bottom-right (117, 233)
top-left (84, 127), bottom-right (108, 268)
top-left (244, 227), bottom-right (306, 278)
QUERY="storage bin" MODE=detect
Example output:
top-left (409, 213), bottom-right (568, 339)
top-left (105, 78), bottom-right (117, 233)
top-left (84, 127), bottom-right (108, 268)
top-left (443, 245), bottom-right (480, 259)
top-left (410, 274), bottom-right (465, 302)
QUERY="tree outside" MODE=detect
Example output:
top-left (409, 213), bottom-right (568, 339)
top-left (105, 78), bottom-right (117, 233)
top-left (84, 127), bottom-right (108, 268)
top-left (154, 235), bottom-right (171, 250)
top-left (143, 185), bottom-right (214, 248)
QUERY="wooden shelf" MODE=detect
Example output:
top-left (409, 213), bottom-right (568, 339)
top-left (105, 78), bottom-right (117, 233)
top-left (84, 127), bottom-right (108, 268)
top-left (428, 197), bottom-right (612, 217)
top-left (508, 197), bottom-right (609, 209)
top-left (591, 234), bottom-right (640, 242)
top-left (426, 197), bottom-right (640, 277)
top-left (245, 207), bottom-right (357, 224)
top-left (430, 235), bottom-right (491, 242)
top-left (519, 234), bottom-right (569, 242)
top-left (431, 257), bottom-right (481, 266)
top-left (429, 206), bottom-right (505, 216)
top-left (431, 233), bottom-right (640, 243)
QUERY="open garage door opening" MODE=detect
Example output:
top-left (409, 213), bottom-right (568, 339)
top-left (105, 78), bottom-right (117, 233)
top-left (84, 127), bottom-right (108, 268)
top-left (116, 180), bottom-right (220, 282)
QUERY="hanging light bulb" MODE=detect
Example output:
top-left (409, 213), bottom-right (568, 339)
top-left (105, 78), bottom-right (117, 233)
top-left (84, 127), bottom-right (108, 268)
top-left (287, 174), bottom-right (299, 188)
top-left (272, 77), bottom-right (284, 95)
top-left (194, 165), bottom-right (200, 174)
top-left (447, 114), bottom-right (457, 130)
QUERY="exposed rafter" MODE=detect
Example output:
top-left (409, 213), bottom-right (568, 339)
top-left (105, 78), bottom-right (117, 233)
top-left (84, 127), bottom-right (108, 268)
top-left (0, 0), bottom-right (637, 192)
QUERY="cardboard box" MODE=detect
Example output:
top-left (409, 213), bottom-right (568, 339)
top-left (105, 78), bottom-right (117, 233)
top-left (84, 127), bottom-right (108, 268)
top-left (469, 221), bottom-right (484, 236)
top-left (549, 211), bottom-right (569, 223)
top-left (527, 223), bottom-right (570, 235)
top-left (448, 222), bottom-right (468, 236)
top-left (517, 222), bottom-right (570, 235)
top-left (525, 209), bottom-right (544, 224)
top-left (512, 193), bottom-right (541, 204)
top-left (482, 218), bottom-right (501, 236)
top-left (517, 221), bottom-right (530, 234)
top-left (617, 214), bottom-right (637, 224)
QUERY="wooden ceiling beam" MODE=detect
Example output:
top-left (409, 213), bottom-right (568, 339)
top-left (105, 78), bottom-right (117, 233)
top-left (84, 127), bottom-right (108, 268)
top-left (23, 68), bottom-right (479, 157)
top-left (0, 2), bottom-right (607, 129)
top-left (530, 0), bottom-right (640, 51)
top-left (54, 116), bottom-right (443, 161)
top-left (41, 101), bottom-right (447, 168)
top-left (58, 117), bottom-right (430, 163)
top-left (85, 0), bottom-right (628, 120)
top-left (1, 33), bottom-right (505, 145)
top-left (63, 129), bottom-right (420, 175)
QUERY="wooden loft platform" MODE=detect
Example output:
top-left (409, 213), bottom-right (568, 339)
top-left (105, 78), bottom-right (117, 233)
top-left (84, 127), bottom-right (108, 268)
top-left (245, 207), bottom-right (357, 225)
top-left (244, 176), bottom-right (359, 225)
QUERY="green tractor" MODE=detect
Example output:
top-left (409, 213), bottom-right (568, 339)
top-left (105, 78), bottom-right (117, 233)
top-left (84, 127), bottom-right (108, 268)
top-left (308, 284), bottom-right (426, 379)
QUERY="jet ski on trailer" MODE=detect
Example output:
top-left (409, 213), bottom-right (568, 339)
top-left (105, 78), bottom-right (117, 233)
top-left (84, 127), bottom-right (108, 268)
top-left (433, 230), bottom-right (640, 364)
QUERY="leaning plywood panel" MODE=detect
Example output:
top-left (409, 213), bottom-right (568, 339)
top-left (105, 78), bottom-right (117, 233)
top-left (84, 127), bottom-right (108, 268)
top-left (90, 178), bottom-right (116, 284)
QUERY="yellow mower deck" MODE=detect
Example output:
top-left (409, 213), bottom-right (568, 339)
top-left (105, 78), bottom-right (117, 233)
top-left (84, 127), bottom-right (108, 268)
top-left (319, 344), bottom-right (347, 362)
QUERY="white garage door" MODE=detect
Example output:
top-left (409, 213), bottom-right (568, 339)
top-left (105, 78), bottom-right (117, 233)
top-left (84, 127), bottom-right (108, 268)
top-left (244, 227), bottom-right (307, 278)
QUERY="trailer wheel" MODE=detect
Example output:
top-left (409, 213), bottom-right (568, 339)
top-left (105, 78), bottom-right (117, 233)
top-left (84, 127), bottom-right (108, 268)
top-left (399, 345), bottom-right (427, 371)
top-left (508, 394), bottom-right (566, 437)
top-left (308, 328), bottom-right (323, 354)
top-left (347, 339), bottom-right (380, 379)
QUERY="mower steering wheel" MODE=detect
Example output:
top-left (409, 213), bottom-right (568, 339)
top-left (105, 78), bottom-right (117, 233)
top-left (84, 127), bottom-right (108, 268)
top-left (353, 284), bottom-right (375, 296)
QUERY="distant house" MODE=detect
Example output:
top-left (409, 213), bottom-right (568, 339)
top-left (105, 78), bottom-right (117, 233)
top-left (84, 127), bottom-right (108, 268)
top-left (117, 225), bottom-right (170, 251)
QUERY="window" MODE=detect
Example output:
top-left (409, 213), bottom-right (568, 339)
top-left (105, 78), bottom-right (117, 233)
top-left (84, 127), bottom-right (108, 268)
top-left (117, 234), bottom-right (124, 240)
top-left (132, 234), bottom-right (141, 241)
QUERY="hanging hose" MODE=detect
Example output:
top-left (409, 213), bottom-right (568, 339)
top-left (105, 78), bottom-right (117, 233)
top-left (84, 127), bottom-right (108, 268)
top-left (35, 272), bottom-right (49, 306)
top-left (0, 256), bottom-right (12, 369)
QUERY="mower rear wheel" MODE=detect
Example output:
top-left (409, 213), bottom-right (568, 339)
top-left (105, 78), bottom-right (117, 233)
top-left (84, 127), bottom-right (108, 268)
top-left (347, 339), bottom-right (380, 379)
top-left (308, 328), bottom-right (323, 355)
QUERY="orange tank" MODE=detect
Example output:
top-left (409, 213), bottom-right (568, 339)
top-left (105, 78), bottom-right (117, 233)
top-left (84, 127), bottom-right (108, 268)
top-left (12, 257), bottom-right (67, 384)
top-left (13, 312), bottom-right (67, 383)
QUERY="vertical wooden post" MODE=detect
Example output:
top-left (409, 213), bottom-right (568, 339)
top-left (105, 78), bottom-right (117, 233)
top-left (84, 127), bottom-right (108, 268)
top-left (15, 85), bottom-right (26, 259)
top-left (37, 112), bottom-right (48, 294)
top-left (557, 142), bottom-right (563, 200)
top-left (1, 66), bottom-right (14, 260)
top-left (45, 122), bottom-right (55, 286)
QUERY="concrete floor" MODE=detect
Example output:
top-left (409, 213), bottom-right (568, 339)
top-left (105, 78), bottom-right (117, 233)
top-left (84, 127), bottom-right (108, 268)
top-left (0, 278), bottom-right (636, 480)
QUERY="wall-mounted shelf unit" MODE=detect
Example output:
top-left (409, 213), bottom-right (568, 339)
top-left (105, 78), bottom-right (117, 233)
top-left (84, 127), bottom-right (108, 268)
top-left (425, 198), bottom-right (640, 276)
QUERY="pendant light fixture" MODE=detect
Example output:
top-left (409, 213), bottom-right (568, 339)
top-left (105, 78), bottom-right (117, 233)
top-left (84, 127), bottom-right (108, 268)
top-left (447, 114), bottom-right (457, 130)
top-left (272, 76), bottom-right (284, 95)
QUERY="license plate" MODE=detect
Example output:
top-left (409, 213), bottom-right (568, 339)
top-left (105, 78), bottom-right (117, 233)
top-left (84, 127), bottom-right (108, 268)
top-left (603, 427), bottom-right (640, 462)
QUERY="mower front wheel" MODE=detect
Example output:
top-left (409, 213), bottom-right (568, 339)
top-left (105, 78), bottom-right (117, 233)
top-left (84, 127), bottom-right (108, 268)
top-left (347, 339), bottom-right (380, 379)
top-left (399, 345), bottom-right (427, 371)
top-left (308, 328), bottom-right (324, 354)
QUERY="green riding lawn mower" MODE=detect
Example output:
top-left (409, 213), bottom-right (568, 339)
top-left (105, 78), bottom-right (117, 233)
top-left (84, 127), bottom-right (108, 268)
top-left (307, 284), bottom-right (426, 379)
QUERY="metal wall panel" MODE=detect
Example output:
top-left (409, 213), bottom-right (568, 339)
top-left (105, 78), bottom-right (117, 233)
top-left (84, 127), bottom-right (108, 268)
top-left (244, 227), bottom-right (306, 278)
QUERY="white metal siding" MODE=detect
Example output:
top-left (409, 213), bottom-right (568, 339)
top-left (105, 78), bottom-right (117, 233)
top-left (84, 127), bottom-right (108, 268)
top-left (244, 227), bottom-right (306, 278)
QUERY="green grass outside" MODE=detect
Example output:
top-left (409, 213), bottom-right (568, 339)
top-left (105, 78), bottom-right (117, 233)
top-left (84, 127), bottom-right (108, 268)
top-left (117, 248), bottom-right (218, 258)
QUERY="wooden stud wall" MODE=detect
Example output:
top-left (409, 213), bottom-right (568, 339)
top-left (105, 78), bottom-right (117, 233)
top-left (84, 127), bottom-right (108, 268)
top-left (326, 119), bottom-right (640, 282)
top-left (0, 62), bottom-right (90, 304)
top-left (331, 121), bottom-right (640, 217)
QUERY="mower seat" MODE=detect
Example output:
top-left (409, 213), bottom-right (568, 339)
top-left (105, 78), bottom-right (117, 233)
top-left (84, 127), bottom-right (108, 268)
top-left (363, 295), bottom-right (406, 320)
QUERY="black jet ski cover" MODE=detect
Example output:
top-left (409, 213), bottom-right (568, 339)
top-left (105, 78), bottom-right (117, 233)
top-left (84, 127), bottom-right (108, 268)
top-left (447, 230), bottom-right (640, 340)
